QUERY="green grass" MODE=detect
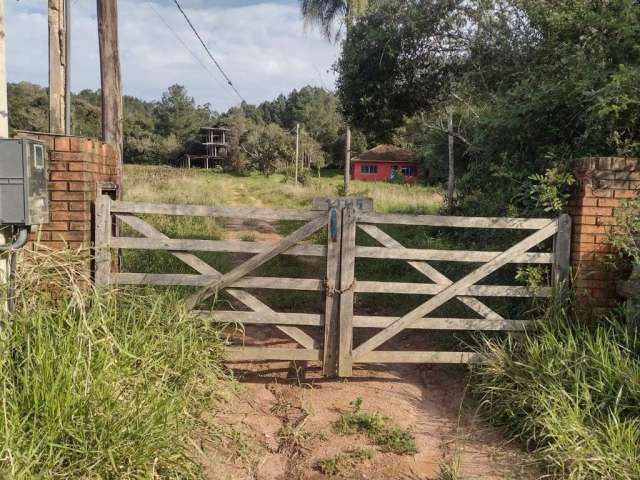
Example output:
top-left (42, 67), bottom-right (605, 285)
top-left (0, 249), bottom-right (232, 479)
top-left (316, 448), bottom-right (374, 476)
top-left (334, 398), bottom-right (417, 456)
top-left (472, 287), bottom-right (640, 479)
top-left (124, 165), bottom-right (443, 214)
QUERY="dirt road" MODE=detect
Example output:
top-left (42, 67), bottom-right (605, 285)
top-left (199, 327), bottom-right (536, 480)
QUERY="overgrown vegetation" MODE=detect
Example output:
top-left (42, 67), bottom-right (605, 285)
top-left (609, 196), bottom-right (640, 267)
top-left (0, 247), bottom-right (232, 479)
top-left (473, 287), bottom-right (640, 479)
top-left (338, 0), bottom-right (640, 215)
top-left (334, 398), bottom-right (418, 455)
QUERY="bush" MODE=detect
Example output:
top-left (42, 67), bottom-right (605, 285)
top-left (0, 248), bottom-right (229, 479)
top-left (472, 286), bottom-right (640, 479)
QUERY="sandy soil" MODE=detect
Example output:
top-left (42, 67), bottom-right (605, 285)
top-left (197, 327), bottom-right (538, 480)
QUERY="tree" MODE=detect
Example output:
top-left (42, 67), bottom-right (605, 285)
top-left (153, 84), bottom-right (211, 143)
top-left (301, 0), bottom-right (369, 41)
top-left (337, 0), bottom-right (640, 215)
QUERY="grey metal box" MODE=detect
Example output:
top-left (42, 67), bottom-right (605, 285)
top-left (0, 139), bottom-right (49, 225)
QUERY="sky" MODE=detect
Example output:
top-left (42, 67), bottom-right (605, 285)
top-left (4, 0), bottom-right (340, 112)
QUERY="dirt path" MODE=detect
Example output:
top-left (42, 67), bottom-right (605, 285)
top-left (199, 328), bottom-right (537, 480)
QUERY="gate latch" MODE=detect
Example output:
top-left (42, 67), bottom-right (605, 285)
top-left (329, 207), bottom-right (338, 242)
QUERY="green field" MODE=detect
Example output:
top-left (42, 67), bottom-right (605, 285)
top-left (123, 165), bottom-right (443, 214)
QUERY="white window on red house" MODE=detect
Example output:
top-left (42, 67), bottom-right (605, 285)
top-left (401, 166), bottom-right (417, 176)
top-left (361, 164), bottom-right (378, 174)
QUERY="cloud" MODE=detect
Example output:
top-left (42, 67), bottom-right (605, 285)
top-left (4, 0), bottom-right (339, 111)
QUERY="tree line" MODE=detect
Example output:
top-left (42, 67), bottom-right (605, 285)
top-left (7, 82), bottom-right (366, 175)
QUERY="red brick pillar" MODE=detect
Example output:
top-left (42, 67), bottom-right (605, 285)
top-left (569, 157), bottom-right (639, 314)
top-left (15, 132), bottom-right (121, 250)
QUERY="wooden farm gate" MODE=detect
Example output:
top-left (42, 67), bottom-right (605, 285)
top-left (94, 195), bottom-right (571, 378)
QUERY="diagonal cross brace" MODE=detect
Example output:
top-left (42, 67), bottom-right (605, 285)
top-left (185, 215), bottom-right (328, 310)
top-left (117, 214), bottom-right (318, 349)
top-left (358, 224), bottom-right (503, 320)
top-left (353, 220), bottom-right (559, 357)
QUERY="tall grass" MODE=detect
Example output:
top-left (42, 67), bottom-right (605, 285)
top-left (0, 248), bottom-right (230, 479)
top-left (123, 165), bottom-right (443, 214)
top-left (472, 285), bottom-right (640, 479)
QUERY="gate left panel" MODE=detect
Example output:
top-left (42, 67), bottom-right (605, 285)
top-left (94, 195), bottom-right (333, 368)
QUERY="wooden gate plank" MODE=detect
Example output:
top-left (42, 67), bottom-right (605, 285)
top-left (117, 214), bottom-right (318, 349)
top-left (358, 225), bottom-right (504, 319)
top-left (356, 351), bottom-right (480, 364)
top-left (112, 201), bottom-right (317, 221)
top-left (111, 237), bottom-right (326, 257)
top-left (357, 213), bottom-right (552, 229)
top-left (198, 311), bottom-right (531, 331)
top-left (338, 207), bottom-right (357, 377)
top-left (185, 215), bottom-right (328, 310)
top-left (226, 347), bottom-right (322, 362)
top-left (323, 206), bottom-right (342, 377)
top-left (355, 246), bottom-right (552, 263)
top-left (353, 220), bottom-right (559, 357)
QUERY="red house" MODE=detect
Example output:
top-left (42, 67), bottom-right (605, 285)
top-left (350, 145), bottom-right (420, 183)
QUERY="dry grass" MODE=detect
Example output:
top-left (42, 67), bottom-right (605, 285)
top-left (124, 165), bottom-right (443, 214)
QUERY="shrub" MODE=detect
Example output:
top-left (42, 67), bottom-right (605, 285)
top-left (472, 286), bottom-right (640, 479)
top-left (0, 248), bottom-right (230, 479)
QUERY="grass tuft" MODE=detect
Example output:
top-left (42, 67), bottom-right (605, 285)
top-left (315, 448), bottom-right (374, 476)
top-left (472, 285), bottom-right (640, 479)
top-left (0, 248), bottom-right (232, 479)
top-left (334, 397), bottom-right (417, 456)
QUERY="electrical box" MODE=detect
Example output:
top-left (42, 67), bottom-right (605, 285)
top-left (0, 138), bottom-right (49, 226)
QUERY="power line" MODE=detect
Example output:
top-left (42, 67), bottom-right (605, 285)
top-left (172, 0), bottom-right (246, 103)
top-left (148, 3), bottom-right (233, 99)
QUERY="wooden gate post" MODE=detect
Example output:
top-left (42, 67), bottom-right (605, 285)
top-left (552, 214), bottom-right (572, 286)
top-left (323, 203), bottom-right (342, 377)
top-left (94, 194), bottom-right (112, 287)
top-left (338, 206), bottom-right (357, 377)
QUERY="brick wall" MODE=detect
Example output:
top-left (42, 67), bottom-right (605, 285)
top-left (15, 132), bottom-right (121, 250)
top-left (569, 157), bottom-right (639, 313)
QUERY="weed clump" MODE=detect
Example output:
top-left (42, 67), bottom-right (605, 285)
top-left (0, 247), bottom-right (231, 479)
top-left (334, 398), bottom-right (417, 456)
top-left (316, 448), bottom-right (374, 476)
top-left (473, 286), bottom-right (640, 479)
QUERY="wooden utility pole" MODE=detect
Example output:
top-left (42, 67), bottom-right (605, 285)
top-left (48, 0), bottom-right (66, 134)
top-left (0, 0), bottom-right (7, 138)
top-left (447, 110), bottom-right (455, 212)
top-left (97, 0), bottom-right (123, 173)
top-left (344, 127), bottom-right (351, 195)
top-left (64, 0), bottom-right (71, 135)
top-left (0, 0), bottom-right (9, 311)
top-left (295, 123), bottom-right (300, 185)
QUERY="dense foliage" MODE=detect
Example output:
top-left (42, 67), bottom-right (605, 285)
top-left (7, 82), bottom-right (356, 172)
top-left (473, 290), bottom-right (640, 479)
top-left (337, 0), bottom-right (640, 215)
